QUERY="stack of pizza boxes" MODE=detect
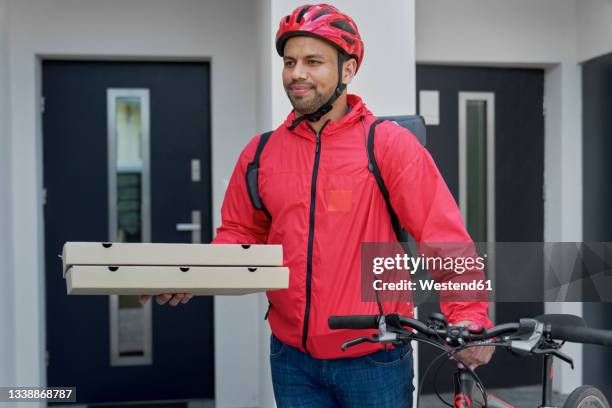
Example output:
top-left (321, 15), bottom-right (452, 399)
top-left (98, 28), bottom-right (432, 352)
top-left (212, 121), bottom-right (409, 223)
top-left (61, 242), bottom-right (288, 295)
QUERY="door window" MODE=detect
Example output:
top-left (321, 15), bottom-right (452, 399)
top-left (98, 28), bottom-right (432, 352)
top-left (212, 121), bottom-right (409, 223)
top-left (458, 92), bottom-right (495, 242)
top-left (107, 89), bottom-right (153, 366)
top-left (459, 92), bottom-right (496, 321)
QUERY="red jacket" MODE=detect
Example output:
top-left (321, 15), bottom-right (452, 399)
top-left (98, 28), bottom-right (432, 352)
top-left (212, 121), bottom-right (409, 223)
top-left (213, 94), bottom-right (491, 359)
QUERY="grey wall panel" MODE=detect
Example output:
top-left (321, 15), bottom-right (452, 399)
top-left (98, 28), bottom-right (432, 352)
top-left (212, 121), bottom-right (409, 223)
top-left (0, 0), bottom-right (15, 388)
top-left (582, 51), bottom-right (612, 398)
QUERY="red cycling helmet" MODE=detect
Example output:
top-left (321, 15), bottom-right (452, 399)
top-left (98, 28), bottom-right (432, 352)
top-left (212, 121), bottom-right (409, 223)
top-left (276, 4), bottom-right (364, 71)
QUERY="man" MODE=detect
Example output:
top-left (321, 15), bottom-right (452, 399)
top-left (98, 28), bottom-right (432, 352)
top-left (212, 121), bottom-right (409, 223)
top-left (141, 4), bottom-right (493, 407)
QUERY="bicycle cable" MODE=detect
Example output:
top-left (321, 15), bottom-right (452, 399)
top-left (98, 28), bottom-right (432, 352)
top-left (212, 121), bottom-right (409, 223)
top-left (416, 341), bottom-right (455, 408)
top-left (432, 352), bottom-right (455, 407)
top-left (414, 318), bottom-right (454, 408)
top-left (415, 324), bottom-right (481, 408)
top-left (404, 332), bottom-right (451, 408)
top-left (418, 344), bottom-right (468, 408)
top-left (418, 341), bottom-right (509, 408)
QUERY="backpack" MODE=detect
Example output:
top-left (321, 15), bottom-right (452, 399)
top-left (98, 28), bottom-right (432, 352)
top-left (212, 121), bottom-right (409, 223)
top-left (245, 115), bottom-right (427, 244)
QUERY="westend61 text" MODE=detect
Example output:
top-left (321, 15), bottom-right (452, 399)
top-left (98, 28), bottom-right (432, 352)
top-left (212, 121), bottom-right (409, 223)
top-left (373, 279), bottom-right (493, 292)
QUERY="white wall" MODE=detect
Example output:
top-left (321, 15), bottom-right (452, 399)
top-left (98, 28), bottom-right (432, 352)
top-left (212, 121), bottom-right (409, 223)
top-left (577, 0), bottom-right (612, 62)
top-left (543, 63), bottom-right (583, 244)
top-left (416, 0), bottom-right (577, 65)
top-left (6, 0), bottom-right (261, 406)
top-left (543, 62), bottom-right (583, 392)
top-left (255, 1), bottom-right (276, 407)
top-left (0, 0), bottom-right (16, 391)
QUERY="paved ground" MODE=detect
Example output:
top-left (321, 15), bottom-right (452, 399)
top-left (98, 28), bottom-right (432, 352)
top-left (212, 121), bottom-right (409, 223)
top-left (419, 385), bottom-right (567, 407)
top-left (53, 387), bottom-right (567, 408)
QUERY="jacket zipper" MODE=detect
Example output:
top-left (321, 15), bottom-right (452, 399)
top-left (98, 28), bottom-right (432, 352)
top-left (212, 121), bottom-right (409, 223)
top-left (301, 120), bottom-right (330, 354)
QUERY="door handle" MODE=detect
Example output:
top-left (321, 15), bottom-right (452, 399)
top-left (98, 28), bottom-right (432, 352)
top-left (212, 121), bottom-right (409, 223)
top-left (176, 210), bottom-right (202, 243)
top-left (176, 223), bottom-right (201, 232)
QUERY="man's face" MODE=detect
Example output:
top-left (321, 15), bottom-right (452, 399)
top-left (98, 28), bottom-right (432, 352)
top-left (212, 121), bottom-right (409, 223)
top-left (282, 36), bottom-right (340, 115)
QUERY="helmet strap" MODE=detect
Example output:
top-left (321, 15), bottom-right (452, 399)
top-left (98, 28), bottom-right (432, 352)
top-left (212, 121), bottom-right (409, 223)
top-left (289, 50), bottom-right (347, 129)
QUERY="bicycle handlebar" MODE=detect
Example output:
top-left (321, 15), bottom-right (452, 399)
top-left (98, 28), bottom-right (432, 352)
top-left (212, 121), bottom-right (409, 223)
top-left (549, 325), bottom-right (612, 346)
top-left (328, 313), bottom-right (612, 347)
top-left (328, 314), bottom-right (515, 341)
top-left (328, 314), bottom-right (438, 337)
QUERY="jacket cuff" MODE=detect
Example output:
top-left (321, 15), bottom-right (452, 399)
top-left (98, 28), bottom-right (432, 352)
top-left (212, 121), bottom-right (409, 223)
top-left (447, 312), bottom-right (493, 329)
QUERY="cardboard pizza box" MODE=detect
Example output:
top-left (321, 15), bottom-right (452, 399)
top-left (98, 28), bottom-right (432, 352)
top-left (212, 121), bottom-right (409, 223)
top-left (61, 242), bottom-right (283, 276)
top-left (65, 265), bottom-right (289, 295)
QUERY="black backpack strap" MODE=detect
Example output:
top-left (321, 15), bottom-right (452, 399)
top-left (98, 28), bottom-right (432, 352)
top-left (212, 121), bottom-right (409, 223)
top-left (367, 119), bottom-right (405, 243)
top-left (368, 118), bottom-right (422, 316)
top-left (246, 131), bottom-right (273, 217)
top-left (366, 118), bottom-right (393, 316)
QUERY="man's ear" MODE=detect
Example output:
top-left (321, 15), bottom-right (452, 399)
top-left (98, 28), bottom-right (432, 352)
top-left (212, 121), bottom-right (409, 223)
top-left (342, 58), bottom-right (358, 85)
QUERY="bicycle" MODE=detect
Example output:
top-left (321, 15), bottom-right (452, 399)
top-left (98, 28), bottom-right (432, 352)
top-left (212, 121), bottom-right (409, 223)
top-left (328, 312), bottom-right (612, 408)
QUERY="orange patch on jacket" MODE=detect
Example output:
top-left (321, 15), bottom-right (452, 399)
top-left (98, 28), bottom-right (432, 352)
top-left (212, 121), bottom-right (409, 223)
top-left (326, 190), bottom-right (352, 212)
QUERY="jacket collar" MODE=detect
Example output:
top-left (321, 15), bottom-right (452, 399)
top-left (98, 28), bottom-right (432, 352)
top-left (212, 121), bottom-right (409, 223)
top-left (283, 94), bottom-right (370, 139)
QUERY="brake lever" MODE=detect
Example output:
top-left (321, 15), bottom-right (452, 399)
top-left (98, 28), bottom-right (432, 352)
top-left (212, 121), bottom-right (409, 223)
top-left (378, 315), bottom-right (400, 344)
top-left (341, 336), bottom-right (378, 351)
top-left (532, 347), bottom-right (574, 369)
top-left (508, 319), bottom-right (545, 353)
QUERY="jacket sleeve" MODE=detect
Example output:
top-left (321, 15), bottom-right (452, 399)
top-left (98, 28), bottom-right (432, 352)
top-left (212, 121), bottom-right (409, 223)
top-left (374, 123), bottom-right (492, 328)
top-left (212, 135), bottom-right (271, 245)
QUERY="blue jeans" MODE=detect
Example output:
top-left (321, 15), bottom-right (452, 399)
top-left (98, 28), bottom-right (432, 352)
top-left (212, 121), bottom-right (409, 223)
top-left (270, 335), bottom-right (414, 408)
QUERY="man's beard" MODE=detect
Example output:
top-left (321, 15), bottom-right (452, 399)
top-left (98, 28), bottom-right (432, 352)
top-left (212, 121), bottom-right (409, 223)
top-left (286, 86), bottom-right (332, 115)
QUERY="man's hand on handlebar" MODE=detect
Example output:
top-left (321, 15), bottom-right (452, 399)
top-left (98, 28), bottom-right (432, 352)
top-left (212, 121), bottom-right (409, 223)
top-left (453, 320), bottom-right (495, 369)
top-left (138, 293), bottom-right (194, 306)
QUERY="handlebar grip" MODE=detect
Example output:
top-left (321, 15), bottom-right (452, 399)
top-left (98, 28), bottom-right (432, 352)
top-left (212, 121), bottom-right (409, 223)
top-left (328, 315), bottom-right (379, 330)
top-left (549, 325), bottom-right (612, 346)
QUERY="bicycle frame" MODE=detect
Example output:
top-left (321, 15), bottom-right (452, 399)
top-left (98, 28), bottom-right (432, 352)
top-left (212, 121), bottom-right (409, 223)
top-left (453, 369), bottom-right (482, 408)
top-left (540, 354), bottom-right (555, 408)
top-left (453, 369), bottom-right (515, 408)
top-left (451, 354), bottom-right (555, 408)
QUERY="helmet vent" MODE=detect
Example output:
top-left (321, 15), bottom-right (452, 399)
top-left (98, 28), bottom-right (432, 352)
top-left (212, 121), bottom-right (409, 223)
top-left (312, 8), bottom-right (333, 21)
top-left (296, 5), bottom-right (312, 23)
top-left (330, 20), bottom-right (356, 35)
top-left (342, 35), bottom-right (354, 45)
top-left (285, 15), bottom-right (290, 24)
